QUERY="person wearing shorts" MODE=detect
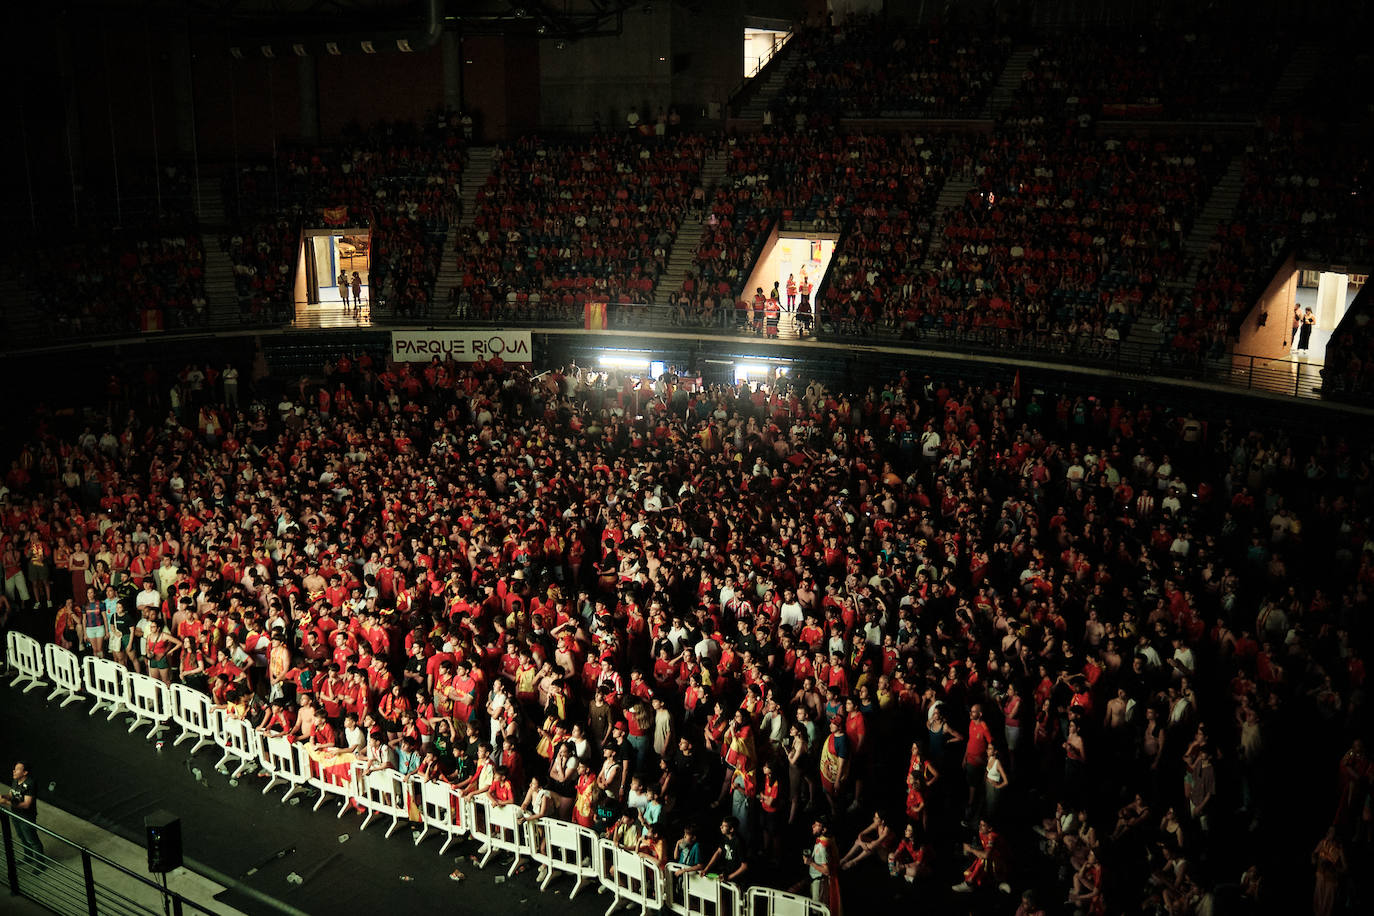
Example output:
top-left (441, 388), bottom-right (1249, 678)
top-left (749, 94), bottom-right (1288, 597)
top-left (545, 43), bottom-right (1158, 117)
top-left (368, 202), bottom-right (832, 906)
top-left (82, 586), bottom-right (106, 657)
top-left (143, 620), bottom-right (182, 684)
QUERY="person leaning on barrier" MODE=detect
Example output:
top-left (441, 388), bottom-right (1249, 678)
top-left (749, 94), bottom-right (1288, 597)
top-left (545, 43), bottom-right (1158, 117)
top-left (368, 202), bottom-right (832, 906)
top-left (673, 824), bottom-right (702, 869)
top-left (693, 817), bottom-right (748, 884)
top-left (637, 823), bottom-right (666, 867)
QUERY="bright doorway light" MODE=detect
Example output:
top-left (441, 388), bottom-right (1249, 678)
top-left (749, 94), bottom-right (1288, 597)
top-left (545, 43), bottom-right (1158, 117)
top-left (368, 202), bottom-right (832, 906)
top-left (598, 351), bottom-right (652, 371)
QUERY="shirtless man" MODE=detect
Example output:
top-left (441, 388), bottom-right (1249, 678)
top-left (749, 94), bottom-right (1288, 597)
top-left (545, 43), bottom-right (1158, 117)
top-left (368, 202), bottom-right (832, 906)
top-left (1104, 687), bottom-right (1134, 757)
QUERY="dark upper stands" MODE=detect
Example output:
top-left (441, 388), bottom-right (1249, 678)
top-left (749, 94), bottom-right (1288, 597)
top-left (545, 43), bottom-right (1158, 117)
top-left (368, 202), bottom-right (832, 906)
top-left (450, 133), bottom-right (704, 322)
top-left (774, 18), bottom-right (1010, 123)
top-left (1009, 30), bottom-right (1287, 122)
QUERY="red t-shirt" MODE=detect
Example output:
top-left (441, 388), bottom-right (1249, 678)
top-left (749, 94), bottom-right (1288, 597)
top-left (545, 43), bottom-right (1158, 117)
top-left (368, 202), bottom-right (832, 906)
top-left (964, 719), bottom-right (992, 765)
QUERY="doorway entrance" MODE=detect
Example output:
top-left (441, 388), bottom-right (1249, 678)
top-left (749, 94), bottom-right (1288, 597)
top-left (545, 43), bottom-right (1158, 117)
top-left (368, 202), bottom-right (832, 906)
top-left (293, 228), bottom-right (373, 327)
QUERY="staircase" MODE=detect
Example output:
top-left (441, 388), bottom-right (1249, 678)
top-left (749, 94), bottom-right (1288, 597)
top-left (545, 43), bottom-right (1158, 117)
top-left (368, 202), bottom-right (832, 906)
top-left (737, 46), bottom-right (804, 123)
top-left (430, 148), bottom-right (496, 315)
top-left (195, 176), bottom-right (227, 229)
top-left (654, 151), bottom-right (728, 307)
top-left (922, 176), bottom-right (975, 268)
top-left (985, 45), bottom-right (1037, 118)
top-left (202, 235), bottom-right (242, 328)
top-left (1122, 319), bottom-right (1167, 365)
top-left (433, 225), bottom-right (462, 314)
top-left (1174, 154), bottom-right (1246, 291)
top-left (1267, 42), bottom-right (1323, 111)
top-left (458, 147), bottom-right (495, 230)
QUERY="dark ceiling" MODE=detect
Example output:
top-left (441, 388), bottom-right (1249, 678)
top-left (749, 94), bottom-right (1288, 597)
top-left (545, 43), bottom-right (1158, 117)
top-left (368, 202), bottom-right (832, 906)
top-left (54, 0), bottom-right (650, 36)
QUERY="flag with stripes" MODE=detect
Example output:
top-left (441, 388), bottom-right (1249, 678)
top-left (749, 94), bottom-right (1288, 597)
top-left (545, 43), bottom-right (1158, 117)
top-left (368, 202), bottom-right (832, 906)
top-left (584, 301), bottom-right (607, 330)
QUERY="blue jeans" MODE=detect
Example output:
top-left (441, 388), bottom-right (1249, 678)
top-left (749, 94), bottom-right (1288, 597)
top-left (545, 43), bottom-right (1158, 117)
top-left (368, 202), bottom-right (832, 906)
top-left (11, 816), bottom-right (44, 862)
top-left (626, 734), bottom-right (649, 770)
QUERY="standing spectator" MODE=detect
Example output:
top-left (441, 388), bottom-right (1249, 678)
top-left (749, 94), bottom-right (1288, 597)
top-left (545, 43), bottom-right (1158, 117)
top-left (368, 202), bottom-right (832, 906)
top-left (1, 761), bottom-right (43, 864)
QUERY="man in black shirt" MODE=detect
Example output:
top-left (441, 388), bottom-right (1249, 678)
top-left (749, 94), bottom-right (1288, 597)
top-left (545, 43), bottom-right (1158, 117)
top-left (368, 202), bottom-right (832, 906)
top-left (697, 817), bottom-right (748, 883)
top-left (1, 761), bottom-right (43, 862)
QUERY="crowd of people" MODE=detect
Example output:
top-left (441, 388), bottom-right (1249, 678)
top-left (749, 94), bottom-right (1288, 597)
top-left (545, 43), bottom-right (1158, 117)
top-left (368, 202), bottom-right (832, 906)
top-left (0, 349), bottom-right (1371, 916)
top-left (772, 19), bottom-right (1010, 122)
top-left (224, 220), bottom-right (298, 324)
top-left (1007, 31), bottom-right (1285, 122)
top-left (227, 111), bottom-right (468, 318)
top-left (448, 132), bottom-right (706, 323)
top-left (1192, 122), bottom-right (1372, 332)
top-left (913, 127), bottom-right (1221, 355)
top-left (27, 231), bottom-right (209, 339)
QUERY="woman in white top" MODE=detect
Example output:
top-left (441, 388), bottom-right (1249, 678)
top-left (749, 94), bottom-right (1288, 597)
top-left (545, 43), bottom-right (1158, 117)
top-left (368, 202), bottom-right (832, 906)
top-left (983, 746), bottom-right (1010, 818)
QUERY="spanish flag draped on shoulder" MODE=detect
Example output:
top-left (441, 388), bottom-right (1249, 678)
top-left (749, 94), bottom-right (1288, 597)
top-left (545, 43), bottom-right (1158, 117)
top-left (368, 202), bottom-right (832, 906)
top-left (584, 301), bottom-right (608, 330)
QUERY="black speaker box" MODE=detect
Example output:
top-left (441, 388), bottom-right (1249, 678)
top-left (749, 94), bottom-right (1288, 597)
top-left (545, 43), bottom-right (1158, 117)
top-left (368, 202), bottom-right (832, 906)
top-left (144, 811), bottom-right (183, 874)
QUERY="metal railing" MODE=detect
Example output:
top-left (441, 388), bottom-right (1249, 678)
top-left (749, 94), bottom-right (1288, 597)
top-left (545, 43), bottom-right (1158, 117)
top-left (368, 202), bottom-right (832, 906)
top-left (728, 29), bottom-right (794, 108)
top-left (366, 303), bottom-right (1333, 400)
top-left (0, 807), bottom-right (217, 916)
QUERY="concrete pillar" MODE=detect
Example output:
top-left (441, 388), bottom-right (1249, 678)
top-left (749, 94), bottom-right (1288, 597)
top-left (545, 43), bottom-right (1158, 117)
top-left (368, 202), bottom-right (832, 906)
top-left (442, 31), bottom-right (462, 113)
top-left (169, 28), bottom-right (197, 154)
top-left (1316, 271), bottom-right (1348, 329)
top-left (299, 55), bottom-right (320, 141)
top-left (53, 18), bottom-right (81, 172)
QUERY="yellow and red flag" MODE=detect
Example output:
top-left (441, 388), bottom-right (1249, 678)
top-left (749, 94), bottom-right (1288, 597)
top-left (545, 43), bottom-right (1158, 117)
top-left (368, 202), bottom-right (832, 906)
top-left (584, 301), bottom-right (607, 330)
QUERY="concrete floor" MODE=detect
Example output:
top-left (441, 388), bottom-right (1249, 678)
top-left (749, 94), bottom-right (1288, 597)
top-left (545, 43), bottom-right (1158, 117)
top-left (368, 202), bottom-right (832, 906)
top-left (2, 788), bottom-right (244, 916)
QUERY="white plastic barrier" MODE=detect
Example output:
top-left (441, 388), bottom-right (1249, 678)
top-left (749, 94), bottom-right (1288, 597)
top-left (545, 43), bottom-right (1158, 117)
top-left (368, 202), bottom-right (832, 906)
top-left (214, 714), bottom-right (262, 779)
top-left (597, 837), bottom-right (666, 916)
top-left (7, 631), bottom-right (46, 693)
top-left (169, 683), bottom-right (220, 755)
top-left (124, 672), bottom-right (173, 738)
top-left (415, 778), bottom-right (467, 855)
top-left (668, 863), bottom-right (744, 916)
top-left (43, 643), bottom-right (85, 708)
top-left (525, 817), bottom-right (599, 899)
top-left (468, 793), bottom-right (526, 875)
top-left (747, 887), bottom-right (829, 916)
top-left (354, 764), bottom-right (410, 838)
top-left (308, 750), bottom-right (356, 816)
top-left (259, 735), bottom-right (312, 804)
top-left (82, 655), bottom-right (128, 721)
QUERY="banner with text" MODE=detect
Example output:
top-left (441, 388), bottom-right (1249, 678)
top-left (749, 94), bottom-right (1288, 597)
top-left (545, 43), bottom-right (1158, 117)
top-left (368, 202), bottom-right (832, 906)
top-left (391, 330), bottom-right (533, 363)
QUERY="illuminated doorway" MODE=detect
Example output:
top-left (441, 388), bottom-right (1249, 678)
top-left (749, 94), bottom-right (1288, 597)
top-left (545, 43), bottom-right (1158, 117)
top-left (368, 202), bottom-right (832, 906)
top-left (293, 227), bottom-right (373, 327)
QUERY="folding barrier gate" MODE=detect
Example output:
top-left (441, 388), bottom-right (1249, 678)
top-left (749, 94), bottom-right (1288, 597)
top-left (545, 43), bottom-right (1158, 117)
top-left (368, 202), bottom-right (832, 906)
top-left (5, 631), bottom-right (45, 693)
top-left (124, 671), bottom-right (173, 738)
top-left (18, 637), bottom-right (829, 915)
top-left (355, 764), bottom-right (410, 838)
top-left (597, 837), bottom-right (666, 916)
top-left (170, 682), bottom-right (221, 755)
top-left (668, 863), bottom-right (744, 916)
top-left (82, 655), bottom-right (128, 721)
top-left (468, 793), bottom-right (525, 875)
top-left (525, 817), bottom-right (599, 899)
top-left (415, 778), bottom-right (467, 855)
top-left (747, 887), bottom-right (830, 916)
top-left (43, 643), bottom-right (85, 708)
top-left (260, 734), bottom-right (313, 804)
top-left (214, 714), bottom-right (262, 778)
top-left (308, 749), bottom-right (356, 816)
